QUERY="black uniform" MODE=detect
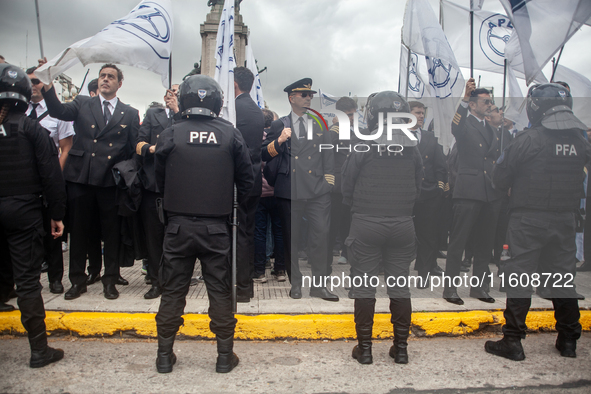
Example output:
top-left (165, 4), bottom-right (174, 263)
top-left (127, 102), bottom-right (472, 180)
top-left (412, 128), bottom-right (447, 278)
top-left (136, 107), bottom-right (177, 288)
top-left (444, 102), bottom-right (504, 298)
top-left (262, 114), bottom-right (334, 290)
top-left (42, 86), bottom-right (139, 287)
top-left (234, 93), bottom-right (265, 299)
top-left (0, 113), bottom-right (66, 338)
top-left (154, 116), bottom-right (254, 339)
top-left (491, 126), bottom-right (591, 340)
top-left (342, 140), bottom-right (423, 364)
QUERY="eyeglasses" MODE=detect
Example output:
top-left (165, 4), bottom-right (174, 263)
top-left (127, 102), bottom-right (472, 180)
top-left (30, 78), bottom-right (42, 85)
top-left (299, 92), bottom-right (314, 98)
top-left (480, 99), bottom-right (492, 105)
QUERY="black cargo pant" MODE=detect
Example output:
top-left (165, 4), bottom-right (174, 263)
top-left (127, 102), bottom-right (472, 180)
top-left (236, 194), bottom-right (260, 298)
top-left (0, 195), bottom-right (48, 338)
top-left (502, 209), bottom-right (581, 340)
top-left (156, 215), bottom-right (237, 339)
top-left (346, 214), bottom-right (415, 329)
top-left (413, 195), bottom-right (441, 277)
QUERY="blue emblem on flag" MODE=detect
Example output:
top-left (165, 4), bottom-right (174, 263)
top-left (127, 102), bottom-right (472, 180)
top-left (479, 14), bottom-right (513, 67)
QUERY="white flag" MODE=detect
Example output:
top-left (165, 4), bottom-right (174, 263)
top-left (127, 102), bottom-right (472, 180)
top-left (36, 0), bottom-right (173, 88)
top-left (470, 0), bottom-right (485, 11)
top-left (554, 65), bottom-right (591, 129)
top-left (213, 0), bottom-right (236, 126)
top-left (401, 0), bottom-right (465, 152)
top-left (504, 65), bottom-right (529, 132)
top-left (499, 0), bottom-right (591, 85)
top-left (317, 89), bottom-right (367, 129)
top-left (245, 33), bottom-right (265, 110)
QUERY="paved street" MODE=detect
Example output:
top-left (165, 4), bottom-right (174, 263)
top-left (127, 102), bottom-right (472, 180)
top-left (1, 333), bottom-right (590, 393)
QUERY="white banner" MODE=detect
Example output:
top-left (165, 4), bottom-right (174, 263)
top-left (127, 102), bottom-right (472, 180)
top-left (213, 0), bottom-right (236, 125)
top-left (554, 65), bottom-right (591, 129)
top-left (245, 33), bottom-right (265, 110)
top-left (36, 0), bottom-right (173, 88)
top-left (401, 0), bottom-right (465, 152)
top-left (499, 0), bottom-right (591, 85)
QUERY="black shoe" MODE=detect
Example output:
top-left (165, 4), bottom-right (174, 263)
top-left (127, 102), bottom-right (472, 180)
top-left (348, 289), bottom-right (358, 299)
top-left (144, 286), bottom-right (162, 300)
top-left (86, 273), bottom-right (101, 285)
top-left (460, 260), bottom-right (471, 272)
top-left (64, 284), bottom-right (87, 300)
top-left (40, 261), bottom-right (49, 273)
top-left (443, 289), bottom-right (464, 305)
top-left (29, 332), bottom-right (64, 368)
top-left (145, 277), bottom-right (153, 285)
top-left (437, 251), bottom-right (447, 258)
top-left (576, 292), bottom-right (585, 301)
top-left (469, 288), bottom-right (495, 303)
top-left (431, 265), bottom-right (444, 275)
top-left (298, 250), bottom-right (308, 261)
top-left (49, 281), bottom-right (64, 294)
top-left (485, 336), bottom-right (525, 361)
top-left (103, 284), bottom-right (119, 300)
top-left (0, 302), bottom-right (15, 312)
top-left (216, 336), bottom-right (239, 373)
top-left (576, 260), bottom-right (591, 272)
top-left (417, 275), bottom-right (430, 290)
top-left (116, 276), bottom-right (129, 286)
top-left (389, 326), bottom-right (409, 364)
top-left (189, 277), bottom-right (199, 286)
top-left (556, 338), bottom-right (576, 358)
top-left (309, 287), bottom-right (339, 302)
top-left (156, 333), bottom-right (177, 373)
top-left (289, 285), bottom-right (302, 299)
top-left (236, 294), bottom-right (251, 303)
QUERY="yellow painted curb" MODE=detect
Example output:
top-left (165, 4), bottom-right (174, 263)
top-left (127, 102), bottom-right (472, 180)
top-left (1, 310), bottom-right (589, 339)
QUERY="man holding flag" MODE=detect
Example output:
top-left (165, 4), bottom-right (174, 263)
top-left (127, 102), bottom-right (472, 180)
top-left (41, 62), bottom-right (139, 301)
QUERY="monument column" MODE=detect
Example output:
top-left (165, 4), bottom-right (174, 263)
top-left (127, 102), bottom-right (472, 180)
top-left (200, 1), bottom-right (248, 78)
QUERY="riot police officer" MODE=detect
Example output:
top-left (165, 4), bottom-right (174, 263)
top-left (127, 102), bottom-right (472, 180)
top-left (154, 75), bottom-right (254, 373)
top-left (341, 91), bottom-right (423, 365)
top-left (0, 64), bottom-right (67, 367)
top-left (487, 83), bottom-right (591, 361)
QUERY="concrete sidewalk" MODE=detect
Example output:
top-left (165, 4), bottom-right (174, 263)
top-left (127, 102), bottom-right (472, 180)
top-left (1, 255), bottom-right (590, 338)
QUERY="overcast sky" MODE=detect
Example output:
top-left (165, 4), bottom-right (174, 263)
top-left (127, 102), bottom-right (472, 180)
top-left (1, 0), bottom-right (590, 117)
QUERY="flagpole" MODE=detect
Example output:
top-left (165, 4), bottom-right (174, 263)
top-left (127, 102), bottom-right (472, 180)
top-left (168, 53), bottom-right (172, 89)
top-left (470, 9), bottom-right (474, 78)
top-left (550, 45), bottom-right (564, 82)
top-left (34, 0), bottom-right (44, 58)
top-left (501, 59), bottom-right (507, 152)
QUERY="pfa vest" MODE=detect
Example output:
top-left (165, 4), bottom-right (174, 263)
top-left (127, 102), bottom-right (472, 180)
top-left (163, 118), bottom-right (236, 216)
top-left (510, 128), bottom-right (587, 211)
top-left (0, 114), bottom-right (43, 196)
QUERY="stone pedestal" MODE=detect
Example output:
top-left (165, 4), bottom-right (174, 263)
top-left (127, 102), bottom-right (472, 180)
top-left (200, 5), bottom-right (249, 78)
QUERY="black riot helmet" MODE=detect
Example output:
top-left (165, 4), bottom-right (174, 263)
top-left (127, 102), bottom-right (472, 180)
top-left (0, 64), bottom-right (32, 113)
top-left (366, 91), bottom-right (411, 131)
top-left (178, 75), bottom-right (223, 118)
top-left (526, 83), bottom-right (586, 130)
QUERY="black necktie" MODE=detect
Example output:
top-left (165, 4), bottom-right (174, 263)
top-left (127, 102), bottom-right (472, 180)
top-left (103, 101), bottom-right (112, 124)
top-left (29, 103), bottom-right (39, 119)
top-left (298, 117), bottom-right (305, 139)
top-left (411, 129), bottom-right (418, 142)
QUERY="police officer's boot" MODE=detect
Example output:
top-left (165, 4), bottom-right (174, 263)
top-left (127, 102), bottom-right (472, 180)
top-left (215, 335), bottom-right (239, 373)
top-left (156, 333), bottom-right (177, 373)
top-left (484, 336), bottom-right (525, 361)
top-left (555, 334), bottom-right (577, 358)
top-left (389, 326), bottom-right (410, 364)
top-left (352, 298), bottom-right (375, 364)
top-left (28, 332), bottom-right (64, 368)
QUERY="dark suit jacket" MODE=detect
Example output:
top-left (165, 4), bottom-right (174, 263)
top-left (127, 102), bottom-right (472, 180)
top-left (136, 107), bottom-right (177, 193)
top-left (43, 86), bottom-right (139, 187)
top-left (235, 93), bottom-right (265, 196)
top-left (451, 103), bottom-right (504, 202)
top-left (261, 113), bottom-right (334, 200)
top-left (416, 129), bottom-right (448, 201)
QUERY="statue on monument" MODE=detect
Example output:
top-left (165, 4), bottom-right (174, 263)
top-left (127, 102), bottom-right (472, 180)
top-left (183, 62), bottom-right (201, 80)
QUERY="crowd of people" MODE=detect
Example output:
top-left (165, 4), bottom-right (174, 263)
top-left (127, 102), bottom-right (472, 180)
top-left (0, 54), bottom-right (588, 371)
